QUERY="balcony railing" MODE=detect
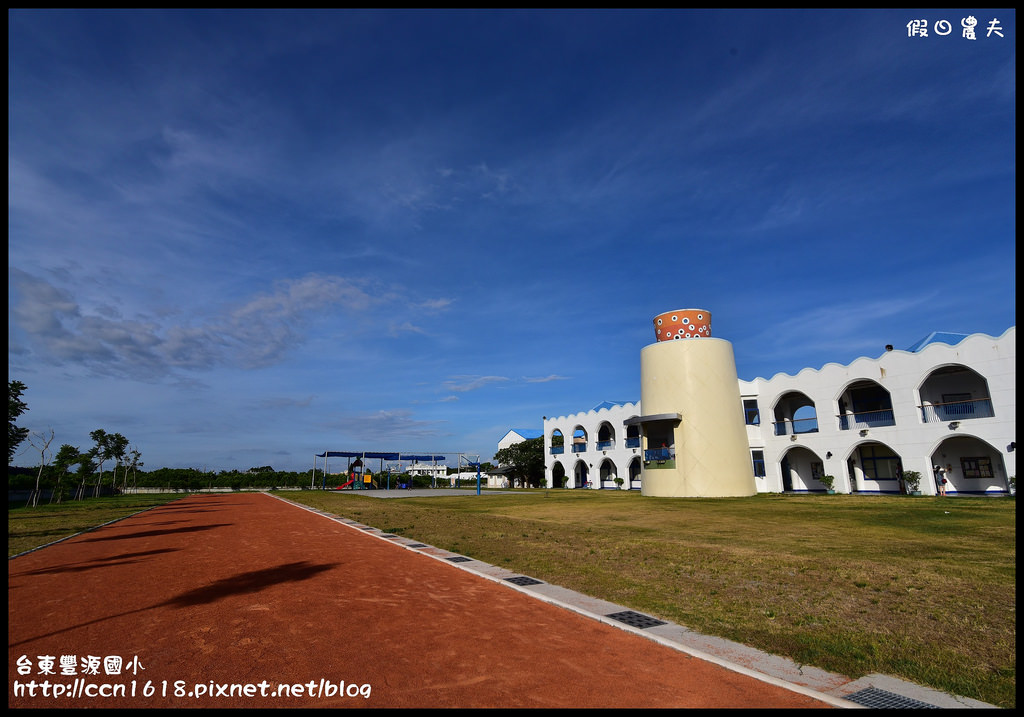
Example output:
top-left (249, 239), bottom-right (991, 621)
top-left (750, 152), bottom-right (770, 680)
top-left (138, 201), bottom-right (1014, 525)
top-left (625, 437), bottom-right (641, 448)
top-left (644, 448), bottom-right (674, 462)
top-left (550, 445), bottom-right (564, 454)
top-left (920, 399), bottom-right (994, 423)
top-left (596, 440), bottom-right (614, 450)
top-left (839, 409), bottom-right (896, 431)
top-left (572, 443), bottom-right (587, 453)
top-left (772, 417), bottom-right (820, 436)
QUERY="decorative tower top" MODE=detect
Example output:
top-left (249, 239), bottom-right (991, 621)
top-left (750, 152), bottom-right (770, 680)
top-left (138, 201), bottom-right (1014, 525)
top-left (653, 309), bottom-right (711, 342)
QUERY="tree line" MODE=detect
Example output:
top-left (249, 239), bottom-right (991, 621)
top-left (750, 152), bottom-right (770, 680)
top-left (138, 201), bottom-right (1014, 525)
top-left (8, 380), bottom-right (318, 504)
top-left (9, 379), bottom-right (546, 503)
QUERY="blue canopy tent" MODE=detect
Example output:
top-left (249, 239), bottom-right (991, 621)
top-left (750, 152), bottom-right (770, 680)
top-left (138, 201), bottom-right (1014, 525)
top-left (313, 451), bottom-right (448, 489)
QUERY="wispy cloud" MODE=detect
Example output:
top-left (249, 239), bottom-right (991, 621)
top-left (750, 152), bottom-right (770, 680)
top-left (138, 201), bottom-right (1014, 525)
top-left (327, 410), bottom-right (449, 443)
top-left (736, 295), bottom-right (942, 377)
top-left (442, 375), bottom-right (511, 392)
top-left (10, 269), bottom-right (380, 379)
top-left (417, 298), bottom-right (454, 312)
top-left (256, 395), bottom-right (316, 410)
top-left (388, 321), bottom-right (427, 336)
top-left (523, 374), bottom-right (571, 383)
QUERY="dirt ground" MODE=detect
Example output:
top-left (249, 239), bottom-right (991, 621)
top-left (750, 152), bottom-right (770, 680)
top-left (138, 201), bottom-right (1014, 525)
top-left (9, 492), bottom-right (834, 708)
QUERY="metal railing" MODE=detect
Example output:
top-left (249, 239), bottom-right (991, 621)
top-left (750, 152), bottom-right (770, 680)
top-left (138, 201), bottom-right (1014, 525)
top-left (644, 448), bottom-right (674, 462)
top-left (838, 409), bottom-right (896, 430)
top-left (920, 399), bottom-right (994, 423)
top-left (772, 417), bottom-right (819, 436)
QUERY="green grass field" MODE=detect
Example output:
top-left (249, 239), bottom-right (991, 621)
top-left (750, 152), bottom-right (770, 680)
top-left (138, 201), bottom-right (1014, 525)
top-left (9, 490), bottom-right (1016, 708)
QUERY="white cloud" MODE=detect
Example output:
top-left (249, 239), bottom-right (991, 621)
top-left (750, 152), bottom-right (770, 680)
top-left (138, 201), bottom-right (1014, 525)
top-left (9, 269), bottom-right (380, 378)
top-left (327, 410), bottom-right (449, 442)
top-left (442, 375), bottom-right (511, 392)
top-left (523, 374), bottom-right (571, 383)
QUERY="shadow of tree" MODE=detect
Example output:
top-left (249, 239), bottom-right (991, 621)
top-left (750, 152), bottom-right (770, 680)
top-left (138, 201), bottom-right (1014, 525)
top-left (77, 524), bottom-right (232, 542)
top-left (9, 561), bottom-right (338, 648)
top-left (13, 549), bottom-right (181, 577)
top-left (164, 562), bottom-right (337, 607)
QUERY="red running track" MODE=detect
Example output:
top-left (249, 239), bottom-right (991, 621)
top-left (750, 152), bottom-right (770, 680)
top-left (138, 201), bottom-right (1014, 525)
top-left (9, 493), bottom-right (834, 708)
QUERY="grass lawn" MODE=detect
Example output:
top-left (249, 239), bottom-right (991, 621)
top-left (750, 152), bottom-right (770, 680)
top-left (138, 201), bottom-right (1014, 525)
top-left (9, 489), bottom-right (1015, 708)
top-left (7, 493), bottom-right (190, 557)
top-left (281, 489), bottom-right (1016, 709)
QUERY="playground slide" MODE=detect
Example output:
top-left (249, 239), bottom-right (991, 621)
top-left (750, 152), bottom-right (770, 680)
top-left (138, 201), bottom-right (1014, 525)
top-left (336, 478), bottom-right (355, 490)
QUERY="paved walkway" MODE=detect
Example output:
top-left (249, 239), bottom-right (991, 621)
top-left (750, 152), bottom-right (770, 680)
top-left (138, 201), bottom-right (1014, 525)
top-left (8, 492), bottom-right (991, 708)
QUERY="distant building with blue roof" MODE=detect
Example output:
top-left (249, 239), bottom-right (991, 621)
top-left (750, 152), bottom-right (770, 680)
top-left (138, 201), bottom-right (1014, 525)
top-left (497, 428), bottom-right (542, 453)
top-left (590, 401), bottom-right (633, 412)
top-left (904, 331), bottom-right (970, 353)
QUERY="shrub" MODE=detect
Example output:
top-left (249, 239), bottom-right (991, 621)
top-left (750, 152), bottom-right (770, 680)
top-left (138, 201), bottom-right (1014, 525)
top-left (902, 470), bottom-right (922, 492)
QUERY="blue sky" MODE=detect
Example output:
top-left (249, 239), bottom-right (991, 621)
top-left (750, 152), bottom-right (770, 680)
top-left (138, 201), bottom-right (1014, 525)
top-left (9, 9), bottom-right (1016, 472)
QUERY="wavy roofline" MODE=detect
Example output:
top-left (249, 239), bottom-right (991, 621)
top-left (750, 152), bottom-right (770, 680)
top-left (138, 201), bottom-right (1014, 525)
top-left (743, 327), bottom-right (1015, 383)
top-left (546, 401), bottom-right (640, 424)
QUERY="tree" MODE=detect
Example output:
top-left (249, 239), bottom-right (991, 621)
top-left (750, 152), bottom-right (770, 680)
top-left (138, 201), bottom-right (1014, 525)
top-left (493, 437), bottom-right (545, 488)
top-left (53, 444), bottom-right (83, 504)
top-left (125, 447), bottom-right (143, 492)
top-left (89, 429), bottom-right (111, 497)
top-left (9, 380), bottom-right (30, 463)
top-left (27, 428), bottom-right (55, 507)
top-left (74, 454), bottom-right (97, 501)
top-left (106, 433), bottom-right (129, 492)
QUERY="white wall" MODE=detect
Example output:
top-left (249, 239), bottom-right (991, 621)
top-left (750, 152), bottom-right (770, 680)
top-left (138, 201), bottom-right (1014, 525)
top-left (542, 329), bottom-right (1015, 495)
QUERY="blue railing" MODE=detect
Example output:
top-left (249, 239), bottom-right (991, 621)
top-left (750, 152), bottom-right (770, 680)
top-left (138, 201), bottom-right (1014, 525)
top-left (625, 437), bottom-right (641, 448)
top-left (644, 448), bottom-right (673, 462)
top-left (572, 443), bottom-right (587, 453)
top-left (550, 445), bottom-right (564, 454)
top-left (920, 399), bottom-right (994, 423)
top-left (596, 440), bottom-right (613, 450)
top-left (839, 410), bottom-right (896, 431)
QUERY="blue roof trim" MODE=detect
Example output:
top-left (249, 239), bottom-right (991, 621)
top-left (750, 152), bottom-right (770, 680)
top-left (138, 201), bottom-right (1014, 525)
top-left (591, 400), bottom-right (633, 411)
top-left (904, 331), bottom-right (970, 353)
top-left (509, 429), bottom-right (543, 439)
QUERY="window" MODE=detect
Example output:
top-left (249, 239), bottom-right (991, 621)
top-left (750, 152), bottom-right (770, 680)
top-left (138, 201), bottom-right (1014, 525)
top-left (751, 450), bottom-right (765, 477)
top-left (858, 444), bottom-right (901, 480)
top-left (961, 457), bottom-right (993, 479)
top-left (743, 399), bottom-right (760, 426)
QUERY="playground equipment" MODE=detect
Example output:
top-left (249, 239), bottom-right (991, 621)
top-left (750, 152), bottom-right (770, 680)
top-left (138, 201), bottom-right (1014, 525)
top-left (313, 451), bottom-right (450, 491)
top-left (313, 450), bottom-right (487, 491)
top-left (458, 454), bottom-right (483, 495)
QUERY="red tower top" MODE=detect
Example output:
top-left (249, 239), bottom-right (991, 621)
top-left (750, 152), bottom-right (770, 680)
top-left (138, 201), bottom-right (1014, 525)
top-left (653, 309), bottom-right (711, 342)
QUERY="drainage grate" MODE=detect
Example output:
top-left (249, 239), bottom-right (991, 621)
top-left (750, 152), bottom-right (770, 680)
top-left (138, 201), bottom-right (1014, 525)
top-left (504, 576), bottom-right (544, 586)
top-left (379, 534), bottom-right (398, 538)
top-left (358, 526), bottom-right (375, 530)
top-left (844, 688), bottom-right (940, 709)
top-left (446, 556), bottom-right (472, 563)
top-left (605, 611), bottom-right (667, 629)
top-left (406, 543), bottom-right (428, 548)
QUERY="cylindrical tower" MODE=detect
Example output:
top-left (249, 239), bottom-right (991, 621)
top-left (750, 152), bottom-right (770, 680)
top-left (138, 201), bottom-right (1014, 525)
top-left (631, 310), bottom-right (756, 497)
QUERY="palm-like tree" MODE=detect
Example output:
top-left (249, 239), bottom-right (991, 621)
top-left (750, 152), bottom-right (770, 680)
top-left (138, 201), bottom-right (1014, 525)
top-left (52, 444), bottom-right (82, 504)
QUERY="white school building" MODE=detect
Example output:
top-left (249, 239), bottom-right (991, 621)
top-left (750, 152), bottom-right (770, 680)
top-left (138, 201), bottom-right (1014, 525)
top-left (543, 323), bottom-right (1015, 497)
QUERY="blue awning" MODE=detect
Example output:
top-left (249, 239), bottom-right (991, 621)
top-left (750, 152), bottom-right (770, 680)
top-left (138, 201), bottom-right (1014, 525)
top-left (316, 451), bottom-right (447, 461)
